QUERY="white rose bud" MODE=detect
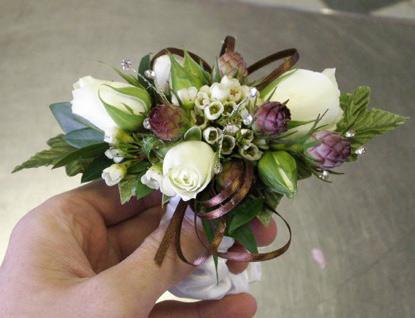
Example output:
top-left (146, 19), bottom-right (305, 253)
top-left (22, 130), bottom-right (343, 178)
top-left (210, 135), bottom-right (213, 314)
top-left (71, 76), bottom-right (150, 131)
top-left (141, 164), bottom-right (163, 190)
top-left (269, 69), bottom-right (342, 135)
top-left (161, 141), bottom-right (216, 201)
top-left (105, 147), bottom-right (124, 163)
top-left (152, 55), bottom-right (171, 93)
top-left (101, 163), bottom-right (127, 186)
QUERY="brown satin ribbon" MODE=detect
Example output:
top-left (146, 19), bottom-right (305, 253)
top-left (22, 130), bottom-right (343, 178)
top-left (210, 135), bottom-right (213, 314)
top-left (247, 48), bottom-right (299, 91)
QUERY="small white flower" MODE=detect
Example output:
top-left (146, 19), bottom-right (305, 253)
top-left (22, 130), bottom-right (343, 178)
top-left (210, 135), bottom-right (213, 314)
top-left (203, 127), bottom-right (221, 145)
top-left (239, 143), bottom-right (263, 161)
top-left (210, 83), bottom-right (229, 101)
top-left (221, 76), bottom-right (242, 102)
top-left (221, 135), bottom-right (236, 155)
top-left (199, 85), bottom-right (211, 96)
top-left (105, 148), bottom-right (124, 163)
top-left (141, 165), bottom-right (163, 190)
top-left (204, 101), bottom-right (224, 120)
top-left (220, 76), bottom-right (241, 88)
top-left (195, 91), bottom-right (210, 110)
top-left (101, 163), bottom-right (127, 186)
top-left (171, 87), bottom-right (198, 108)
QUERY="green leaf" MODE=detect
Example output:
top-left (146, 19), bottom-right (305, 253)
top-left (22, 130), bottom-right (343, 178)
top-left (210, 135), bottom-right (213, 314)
top-left (138, 54), bottom-right (151, 87)
top-left (99, 93), bottom-right (144, 131)
top-left (50, 102), bottom-right (87, 133)
top-left (202, 219), bottom-right (219, 280)
top-left (170, 55), bottom-right (204, 91)
top-left (12, 135), bottom-right (76, 173)
top-left (336, 86), bottom-right (408, 153)
top-left (336, 86), bottom-right (371, 133)
top-left (183, 51), bottom-right (208, 87)
top-left (228, 197), bottom-right (264, 234)
top-left (81, 156), bottom-right (112, 183)
top-left (127, 160), bottom-right (150, 175)
top-left (287, 119), bottom-right (315, 130)
top-left (211, 58), bottom-right (222, 83)
top-left (64, 128), bottom-right (104, 148)
top-left (349, 108), bottom-right (408, 148)
top-left (65, 158), bottom-right (92, 177)
top-left (135, 178), bottom-right (154, 200)
top-left (104, 84), bottom-right (151, 111)
top-left (256, 209), bottom-right (273, 226)
top-left (118, 175), bottom-right (138, 204)
top-left (231, 225), bottom-right (258, 254)
top-left (184, 126), bottom-right (202, 141)
top-left (52, 143), bottom-right (108, 169)
top-left (112, 67), bottom-right (143, 88)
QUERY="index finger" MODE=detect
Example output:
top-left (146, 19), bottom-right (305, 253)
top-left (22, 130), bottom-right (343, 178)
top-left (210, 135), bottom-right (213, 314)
top-left (65, 180), bottom-right (162, 225)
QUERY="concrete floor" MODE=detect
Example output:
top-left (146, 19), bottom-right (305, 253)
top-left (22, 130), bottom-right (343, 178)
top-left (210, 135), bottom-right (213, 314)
top-left (0, 0), bottom-right (414, 317)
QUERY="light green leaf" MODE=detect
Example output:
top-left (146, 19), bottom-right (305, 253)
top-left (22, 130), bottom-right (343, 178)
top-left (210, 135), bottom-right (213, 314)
top-left (99, 93), bottom-right (144, 131)
top-left (104, 84), bottom-right (151, 111)
top-left (118, 175), bottom-right (138, 204)
top-left (112, 67), bottom-right (143, 88)
top-left (135, 178), bottom-right (154, 200)
top-left (256, 209), bottom-right (273, 226)
top-left (64, 128), bottom-right (104, 148)
top-left (184, 126), bottom-right (202, 141)
top-left (12, 135), bottom-right (76, 173)
top-left (170, 55), bottom-right (204, 91)
top-left (183, 51), bottom-right (208, 87)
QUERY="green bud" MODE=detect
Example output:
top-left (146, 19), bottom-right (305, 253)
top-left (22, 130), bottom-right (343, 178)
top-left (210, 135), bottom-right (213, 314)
top-left (258, 151), bottom-right (297, 198)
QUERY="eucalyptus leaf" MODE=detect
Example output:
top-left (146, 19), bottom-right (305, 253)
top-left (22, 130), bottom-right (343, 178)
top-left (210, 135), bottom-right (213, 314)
top-left (50, 102), bottom-right (87, 133)
top-left (64, 128), bottom-right (104, 148)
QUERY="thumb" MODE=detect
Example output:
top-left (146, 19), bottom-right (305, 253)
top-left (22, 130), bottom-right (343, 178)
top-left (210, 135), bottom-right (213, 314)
top-left (93, 207), bottom-right (207, 305)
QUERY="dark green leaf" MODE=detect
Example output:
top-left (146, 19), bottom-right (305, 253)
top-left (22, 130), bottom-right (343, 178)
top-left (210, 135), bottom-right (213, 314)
top-left (12, 135), bottom-right (76, 173)
top-left (64, 128), bottom-right (104, 148)
top-left (228, 197), bottom-right (264, 234)
top-left (52, 143), bottom-right (108, 168)
top-left (202, 219), bottom-right (219, 279)
top-left (138, 54), bottom-right (151, 87)
top-left (231, 225), bottom-right (258, 253)
top-left (81, 156), bottom-right (112, 183)
top-left (65, 158), bottom-right (92, 177)
top-left (127, 160), bottom-right (150, 175)
top-left (50, 102), bottom-right (87, 133)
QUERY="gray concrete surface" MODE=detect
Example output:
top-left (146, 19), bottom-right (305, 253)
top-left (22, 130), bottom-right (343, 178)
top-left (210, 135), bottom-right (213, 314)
top-left (1, 0), bottom-right (414, 317)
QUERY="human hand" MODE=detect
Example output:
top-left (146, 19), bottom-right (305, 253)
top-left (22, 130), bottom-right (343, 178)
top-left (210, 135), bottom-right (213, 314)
top-left (0, 181), bottom-right (277, 317)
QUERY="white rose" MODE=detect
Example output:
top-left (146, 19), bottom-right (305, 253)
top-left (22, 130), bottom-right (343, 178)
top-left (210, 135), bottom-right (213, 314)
top-left (141, 164), bottom-right (163, 190)
top-left (161, 141), bottom-right (216, 201)
top-left (153, 55), bottom-right (171, 93)
top-left (71, 76), bottom-right (149, 131)
top-left (101, 163), bottom-right (127, 186)
top-left (270, 69), bottom-right (342, 135)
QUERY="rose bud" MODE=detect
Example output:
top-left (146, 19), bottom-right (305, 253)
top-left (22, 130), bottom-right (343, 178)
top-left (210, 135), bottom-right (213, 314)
top-left (253, 102), bottom-right (291, 136)
top-left (215, 160), bottom-right (244, 189)
top-left (306, 131), bottom-right (351, 169)
top-left (218, 51), bottom-right (248, 81)
top-left (148, 104), bottom-right (190, 141)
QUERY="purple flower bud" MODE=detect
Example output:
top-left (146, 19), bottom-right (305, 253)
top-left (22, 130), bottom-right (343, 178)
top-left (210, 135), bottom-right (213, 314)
top-left (253, 102), bottom-right (291, 136)
top-left (218, 51), bottom-right (248, 81)
top-left (306, 131), bottom-right (351, 169)
top-left (148, 104), bottom-right (189, 141)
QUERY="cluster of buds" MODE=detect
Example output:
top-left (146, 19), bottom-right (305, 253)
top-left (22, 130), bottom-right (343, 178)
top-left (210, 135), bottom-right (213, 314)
top-left (218, 51), bottom-right (248, 82)
top-left (253, 102), bottom-right (291, 136)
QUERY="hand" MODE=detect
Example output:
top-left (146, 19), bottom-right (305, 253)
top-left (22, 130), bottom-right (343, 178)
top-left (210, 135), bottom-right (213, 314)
top-left (0, 181), bottom-right (277, 317)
